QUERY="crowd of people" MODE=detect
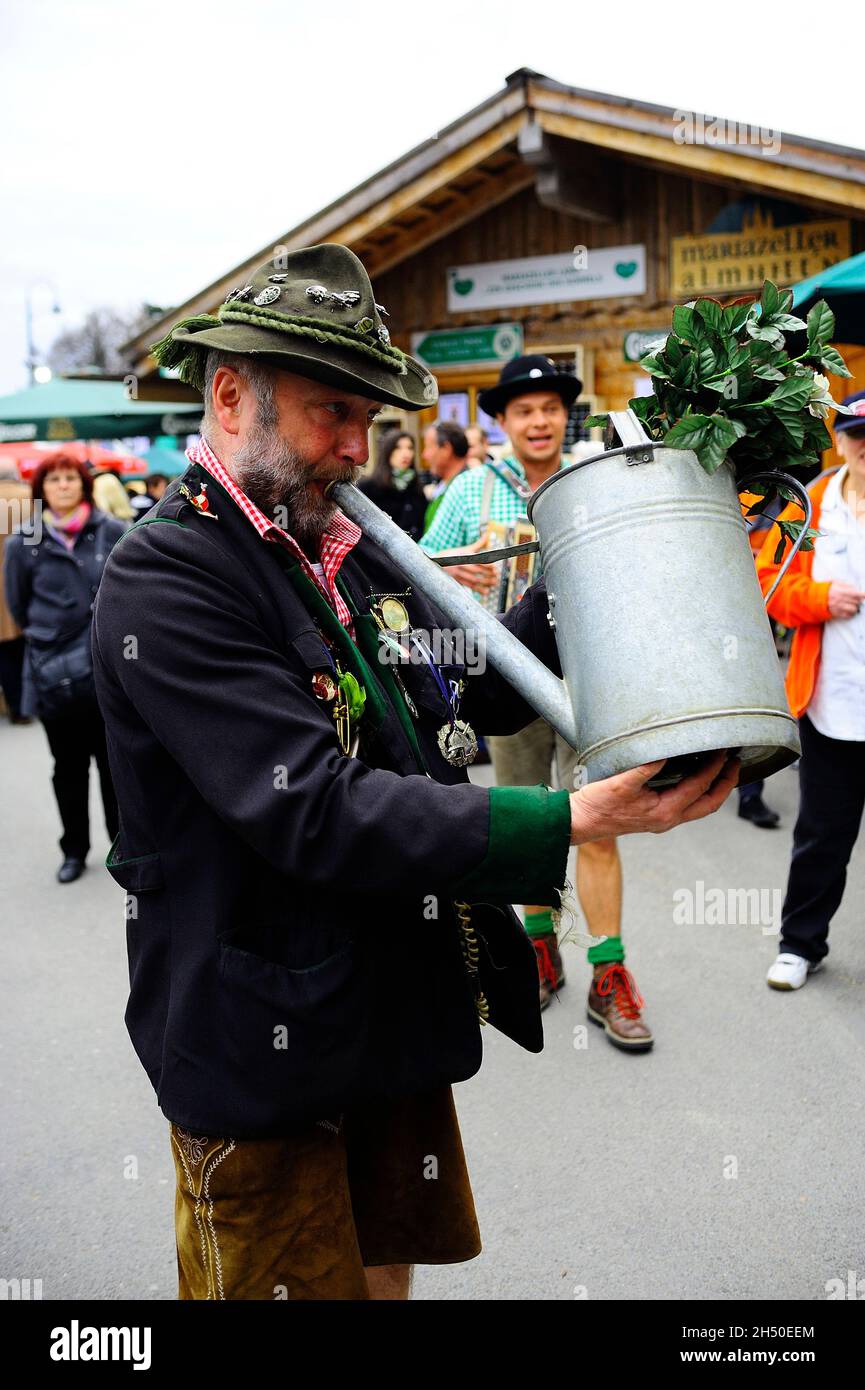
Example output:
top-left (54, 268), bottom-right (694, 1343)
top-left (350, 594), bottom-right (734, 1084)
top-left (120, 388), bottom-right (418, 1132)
top-left (1, 241), bottom-right (863, 1302)
top-left (2, 362), bottom-right (862, 1006)
top-left (2, 364), bottom-right (863, 997)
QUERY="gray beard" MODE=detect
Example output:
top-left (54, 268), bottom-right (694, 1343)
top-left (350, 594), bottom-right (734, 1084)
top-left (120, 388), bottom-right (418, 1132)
top-left (230, 422), bottom-right (350, 554)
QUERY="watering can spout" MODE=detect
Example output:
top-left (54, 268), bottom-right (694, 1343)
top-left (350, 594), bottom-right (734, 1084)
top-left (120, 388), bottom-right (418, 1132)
top-left (329, 482), bottom-right (580, 750)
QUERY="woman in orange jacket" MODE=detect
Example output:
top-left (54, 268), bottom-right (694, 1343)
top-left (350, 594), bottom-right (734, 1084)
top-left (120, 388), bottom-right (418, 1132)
top-left (755, 392), bottom-right (865, 991)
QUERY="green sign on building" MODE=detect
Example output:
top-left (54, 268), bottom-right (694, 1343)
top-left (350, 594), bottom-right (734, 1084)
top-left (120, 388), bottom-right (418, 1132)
top-left (411, 323), bottom-right (523, 370)
top-left (623, 330), bottom-right (667, 363)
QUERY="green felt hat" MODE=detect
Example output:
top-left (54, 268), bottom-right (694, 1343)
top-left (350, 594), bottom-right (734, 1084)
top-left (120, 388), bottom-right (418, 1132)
top-left (151, 243), bottom-right (438, 412)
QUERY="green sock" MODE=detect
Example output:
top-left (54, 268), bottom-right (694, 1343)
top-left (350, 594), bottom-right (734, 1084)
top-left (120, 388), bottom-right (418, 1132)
top-left (587, 936), bottom-right (626, 966)
top-left (524, 909), bottom-right (554, 940)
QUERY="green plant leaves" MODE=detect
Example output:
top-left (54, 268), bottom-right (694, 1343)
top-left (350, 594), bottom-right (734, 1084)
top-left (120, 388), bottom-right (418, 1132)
top-left (815, 344), bottom-right (853, 378)
top-left (694, 299), bottom-right (723, 333)
top-left (760, 281), bottom-right (782, 318)
top-left (773, 520), bottom-right (818, 564)
top-left (767, 376), bottom-right (813, 408)
top-left (723, 302), bottom-right (754, 334)
top-left (671, 304), bottom-right (696, 339)
top-left (662, 415), bottom-right (713, 450)
top-left (806, 300), bottom-right (835, 352)
top-left (629, 281), bottom-right (851, 480)
top-left (772, 313), bottom-right (807, 332)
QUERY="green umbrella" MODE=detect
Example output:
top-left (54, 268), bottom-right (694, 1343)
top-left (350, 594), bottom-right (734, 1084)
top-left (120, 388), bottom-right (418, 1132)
top-left (0, 378), bottom-right (202, 444)
top-left (791, 250), bottom-right (865, 346)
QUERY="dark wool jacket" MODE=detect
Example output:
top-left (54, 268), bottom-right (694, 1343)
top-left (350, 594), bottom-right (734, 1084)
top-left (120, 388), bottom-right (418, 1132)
top-left (4, 507), bottom-right (126, 718)
top-left (91, 463), bottom-right (571, 1137)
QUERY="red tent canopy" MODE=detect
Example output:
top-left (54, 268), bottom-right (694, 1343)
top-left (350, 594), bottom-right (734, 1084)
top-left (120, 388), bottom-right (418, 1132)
top-left (0, 441), bottom-right (147, 482)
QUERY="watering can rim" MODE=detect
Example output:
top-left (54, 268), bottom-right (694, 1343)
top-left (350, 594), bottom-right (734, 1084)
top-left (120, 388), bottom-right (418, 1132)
top-left (528, 406), bottom-right (673, 524)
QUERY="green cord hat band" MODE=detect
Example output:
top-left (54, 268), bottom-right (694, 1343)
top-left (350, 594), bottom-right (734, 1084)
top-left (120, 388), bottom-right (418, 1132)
top-left (147, 242), bottom-right (436, 411)
top-left (221, 301), bottom-right (407, 373)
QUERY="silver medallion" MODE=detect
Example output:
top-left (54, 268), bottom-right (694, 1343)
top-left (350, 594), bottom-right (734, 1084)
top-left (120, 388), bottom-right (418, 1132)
top-left (254, 286), bottom-right (281, 306)
top-left (437, 719), bottom-right (478, 768)
top-left (306, 284), bottom-right (330, 304)
top-left (378, 324), bottom-right (391, 346)
top-left (330, 289), bottom-right (361, 308)
top-left (224, 283), bottom-right (253, 304)
top-left (268, 273), bottom-right (287, 282)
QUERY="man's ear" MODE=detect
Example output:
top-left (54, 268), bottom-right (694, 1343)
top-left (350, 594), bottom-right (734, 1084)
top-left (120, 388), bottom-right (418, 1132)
top-left (211, 367), bottom-right (245, 436)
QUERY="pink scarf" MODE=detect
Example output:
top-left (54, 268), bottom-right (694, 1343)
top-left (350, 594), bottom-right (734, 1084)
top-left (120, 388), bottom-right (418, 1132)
top-left (43, 501), bottom-right (92, 551)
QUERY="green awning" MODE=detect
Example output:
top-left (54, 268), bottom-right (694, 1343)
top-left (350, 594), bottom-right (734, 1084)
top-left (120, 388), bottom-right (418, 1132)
top-left (139, 443), bottom-right (191, 477)
top-left (790, 250), bottom-right (865, 346)
top-left (0, 378), bottom-right (202, 443)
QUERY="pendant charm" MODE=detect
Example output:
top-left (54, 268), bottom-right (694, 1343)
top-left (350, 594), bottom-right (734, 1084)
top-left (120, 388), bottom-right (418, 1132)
top-left (399, 681), bottom-right (419, 719)
top-left (437, 718), bottom-right (478, 768)
top-left (312, 671), bottom-right (337, 701)
top-left (330, 289), bottom-right (361, 308)
top-left (179, 481), bottom-right (217, 519)
top-left (379, 597), bottom-right (409, 632)
top-left (254, 286), bottom-right (281, 306)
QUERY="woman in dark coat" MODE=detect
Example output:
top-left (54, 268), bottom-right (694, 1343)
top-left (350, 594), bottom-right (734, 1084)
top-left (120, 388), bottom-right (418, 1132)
top-left (357, 428), bottom-right (428, 541)
top-left (3, 452), bottom-right (126, 882)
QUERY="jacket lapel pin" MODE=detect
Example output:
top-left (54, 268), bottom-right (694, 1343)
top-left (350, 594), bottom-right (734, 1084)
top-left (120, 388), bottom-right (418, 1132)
top-left (179, 480), bottom-right (218, 520)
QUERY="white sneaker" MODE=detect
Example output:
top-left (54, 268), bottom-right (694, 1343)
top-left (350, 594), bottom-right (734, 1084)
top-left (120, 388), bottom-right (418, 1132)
top-left (766, 952), bottom-right (822, 990)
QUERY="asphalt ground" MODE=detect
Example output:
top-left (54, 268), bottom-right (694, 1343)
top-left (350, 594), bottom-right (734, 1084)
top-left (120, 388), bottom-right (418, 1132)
top-left (1, 718), bottom-right (863, 1301)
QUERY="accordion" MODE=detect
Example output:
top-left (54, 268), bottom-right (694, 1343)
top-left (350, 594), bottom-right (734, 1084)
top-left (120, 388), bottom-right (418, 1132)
top-left (476, 517), bottom-right (540, 616)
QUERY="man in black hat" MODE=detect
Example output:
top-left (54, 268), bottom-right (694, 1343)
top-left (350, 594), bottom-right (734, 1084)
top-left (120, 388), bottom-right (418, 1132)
top-left (421, 356), bottom-right (652, 1049)
top-left (91, 250), bottom-right (737, 1299)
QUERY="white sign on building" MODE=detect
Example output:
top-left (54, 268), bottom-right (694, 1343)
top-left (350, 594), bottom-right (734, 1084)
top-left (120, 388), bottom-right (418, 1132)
top-left (446, 245), bottom-right (646, 312)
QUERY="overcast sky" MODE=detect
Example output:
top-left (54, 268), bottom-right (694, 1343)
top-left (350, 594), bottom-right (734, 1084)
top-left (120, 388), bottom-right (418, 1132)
top-left (2, 0), bottom-right (863, 396)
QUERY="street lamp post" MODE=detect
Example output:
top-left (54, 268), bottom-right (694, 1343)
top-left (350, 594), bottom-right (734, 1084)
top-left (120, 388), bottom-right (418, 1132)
top-left (25, 282), bottom-right (62, 385)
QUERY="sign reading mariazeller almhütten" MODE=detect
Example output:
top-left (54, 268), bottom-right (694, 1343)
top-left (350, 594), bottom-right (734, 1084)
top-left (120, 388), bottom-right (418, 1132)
top-left (670, 219), bottom-right (850, 297)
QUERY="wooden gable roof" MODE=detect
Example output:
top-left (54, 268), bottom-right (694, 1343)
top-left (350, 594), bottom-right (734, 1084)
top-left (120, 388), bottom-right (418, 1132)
top-left (127, 68), bottom-right (865, 372)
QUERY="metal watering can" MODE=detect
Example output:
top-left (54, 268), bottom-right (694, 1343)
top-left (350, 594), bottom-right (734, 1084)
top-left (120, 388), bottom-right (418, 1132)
top-left (332, 409), bottom-right (806, 787)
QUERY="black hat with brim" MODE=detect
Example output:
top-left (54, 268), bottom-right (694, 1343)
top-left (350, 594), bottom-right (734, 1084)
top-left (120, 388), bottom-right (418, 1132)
top-left (477, 354), bottom-right (581, 417)
top-left (151, 243), bottom-right (438, 413)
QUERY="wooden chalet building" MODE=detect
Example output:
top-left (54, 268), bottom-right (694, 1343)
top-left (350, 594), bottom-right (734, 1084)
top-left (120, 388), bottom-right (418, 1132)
top-left (126, 69), bottom-right (865, 461)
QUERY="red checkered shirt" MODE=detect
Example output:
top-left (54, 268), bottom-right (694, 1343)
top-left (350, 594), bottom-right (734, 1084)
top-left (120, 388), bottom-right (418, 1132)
top-left (186, 436), bottom-right (361, 635)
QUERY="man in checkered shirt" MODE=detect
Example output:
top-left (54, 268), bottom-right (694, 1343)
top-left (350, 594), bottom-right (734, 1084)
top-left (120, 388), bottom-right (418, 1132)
top-left (421, 356), bottom-right (654, 1049)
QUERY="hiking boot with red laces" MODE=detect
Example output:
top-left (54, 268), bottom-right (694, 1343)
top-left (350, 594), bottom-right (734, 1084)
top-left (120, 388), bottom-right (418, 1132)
top-left (587, 962), bottom-right (653, 1050)
top-left (533, 931), bottom-right (565, 1011)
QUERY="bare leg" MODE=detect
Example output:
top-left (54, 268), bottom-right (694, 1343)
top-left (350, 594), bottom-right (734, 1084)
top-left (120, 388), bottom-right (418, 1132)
top-left (364, 1263), bottom-right (412, 1300)
top-left (577, 837), bottom-right (622, 939)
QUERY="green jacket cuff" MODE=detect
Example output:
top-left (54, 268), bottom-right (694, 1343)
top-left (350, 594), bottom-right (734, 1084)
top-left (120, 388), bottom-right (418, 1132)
top-left (452, 784), bottom-right (571, 905)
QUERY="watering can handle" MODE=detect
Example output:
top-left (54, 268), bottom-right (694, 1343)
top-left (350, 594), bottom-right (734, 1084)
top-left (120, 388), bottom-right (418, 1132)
top-left (738, 469), bottom-right (814, 607)
top-left (607, 409), bottom-right (653, 449)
